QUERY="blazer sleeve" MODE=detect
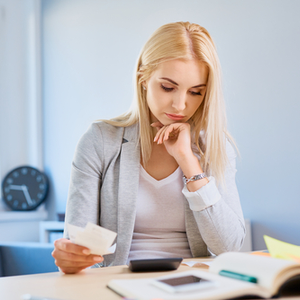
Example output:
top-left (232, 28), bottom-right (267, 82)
top-left (182, 140), bottom-right (246, 255)
top-left (63, 123), bottom-right (104, 238)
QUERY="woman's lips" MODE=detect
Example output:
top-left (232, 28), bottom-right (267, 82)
top-left (165, 113), bottom-right (185, 121)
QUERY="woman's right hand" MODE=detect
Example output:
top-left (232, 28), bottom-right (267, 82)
top-left (52, 238), bottom-right (104, 274)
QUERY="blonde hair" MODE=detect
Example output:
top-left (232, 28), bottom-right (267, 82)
top-left (103, 21), bottom-right (236, 183)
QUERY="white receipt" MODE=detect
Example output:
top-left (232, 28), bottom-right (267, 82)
top-left (67, 222), bottom-right (117, 256)
top-left (182, 261), bottom-right (213, 267)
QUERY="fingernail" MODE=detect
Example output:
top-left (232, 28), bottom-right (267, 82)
top-left (94, 256), bottom-right (103, 262)
top-left (83, 249), bottom-right (90, 255)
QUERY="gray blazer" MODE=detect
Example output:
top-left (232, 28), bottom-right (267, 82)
top-left (64, 122), bottom-right (245, 267)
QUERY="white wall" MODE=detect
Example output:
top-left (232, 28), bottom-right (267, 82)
top-left (0, 0), bottom-right (29, 183)
top-left (0, 0), bottom-right (43, 190)
top-left (0, 0), bottom-right (47, 241)
top-left (42, 0), bottom-right (300, 250)
top-left (2, 0), bottom-right (298, 248)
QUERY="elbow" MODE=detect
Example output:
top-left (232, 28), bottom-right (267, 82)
top-left (211, 222), bottom-right (246, 255)
top-left (228, 221), bottom-right (247, 252)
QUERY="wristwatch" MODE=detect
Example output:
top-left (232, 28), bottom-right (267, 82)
top-left (183, 173), bottom-right (206, 184)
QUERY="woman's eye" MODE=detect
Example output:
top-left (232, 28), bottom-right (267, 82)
top-left (161, 84), bottom-right (174, 92)
top-left (190, 91), bottom-right (202, 96)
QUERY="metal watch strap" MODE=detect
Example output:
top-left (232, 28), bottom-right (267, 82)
top-left (183, 173), bottom-right (206, 184)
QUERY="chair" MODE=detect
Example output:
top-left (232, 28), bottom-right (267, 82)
top-left (0, 242), bottom-right (58, 277)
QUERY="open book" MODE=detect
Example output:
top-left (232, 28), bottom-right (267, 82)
top-left (107, 252), bottom-right (300, 300)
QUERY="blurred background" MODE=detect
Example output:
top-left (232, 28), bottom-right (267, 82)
top-left (0, 0), bottom-right (299, 250)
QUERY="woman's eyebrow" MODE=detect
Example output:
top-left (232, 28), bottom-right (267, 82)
top-left (192, 84), bottom-right (206, 88)
top-left (160, 77), bottom-right (178, 85)
top-left (160, 77), bottom-right (206, 88)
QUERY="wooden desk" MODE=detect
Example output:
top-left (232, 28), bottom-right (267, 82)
top-left (0, 258), bottom-right (212, 300)
top-left (0, 257), bottom-right (296, 300)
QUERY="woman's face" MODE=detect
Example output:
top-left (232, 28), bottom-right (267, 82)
top-left (144, 59), bottom-right (208, 125)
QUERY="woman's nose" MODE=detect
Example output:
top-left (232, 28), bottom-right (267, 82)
top-left (172, 92), bottom-right (186, 112)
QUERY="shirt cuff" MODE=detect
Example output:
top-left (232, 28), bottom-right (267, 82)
top-left (182, 176), bottom-right (221, 211)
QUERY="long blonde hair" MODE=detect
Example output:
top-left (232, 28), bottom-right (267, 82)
top-left (104, 21), bottom-right (236, 183)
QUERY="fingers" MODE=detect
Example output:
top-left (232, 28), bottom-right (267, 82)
top-left (53, 247), bottom-right (102, 264)
top-left (154, 126), bottom-right (171, 144)
top-left (52, 251), bottom-right (103, 274)
top-left (151, 121), bottom-right (164, 129)
top-left (163, 126), bottom-right (179, 141)
top-left (154, 124), bottom-right (180, 144)
top-left (52, 238), bottom-right (103, 274)
top-left (54, 238), bottom-right (90, 255)
top-left (156, 127), bottom-right (170, 144)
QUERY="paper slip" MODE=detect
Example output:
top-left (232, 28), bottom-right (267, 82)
top-left (264, 235), bottom-right (300, 262)
top-left (67, 222), bottom-right (117, 256)
top-left (182, 261), bottom-right (212, 267)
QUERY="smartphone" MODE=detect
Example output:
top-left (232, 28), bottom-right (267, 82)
top-left (151, 274), bottom-right (217, 293)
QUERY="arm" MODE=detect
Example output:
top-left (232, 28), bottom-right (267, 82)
top-left (153, 122), bottom-right (245, 255)
top-left (182, 140), bottom-right (245, 254)
top-left (64, 123), bottom-right (104, 232)
top-left (52, 123), bottom-right (105, 273)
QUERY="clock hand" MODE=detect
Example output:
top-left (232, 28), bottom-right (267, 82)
top-left (22, 185), bottom-right (34, 206)
top-left (8, 184), bottom-right (24, 191)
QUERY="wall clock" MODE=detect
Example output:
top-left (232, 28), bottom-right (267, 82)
top-left (2, 166), bottom-right (49, 211)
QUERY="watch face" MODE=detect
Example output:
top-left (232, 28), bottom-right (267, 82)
top-left (2, 166), bottom-right (49, 211)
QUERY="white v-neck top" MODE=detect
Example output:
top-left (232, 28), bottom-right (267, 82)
top-left (127, 165), bottom-right (192, 263)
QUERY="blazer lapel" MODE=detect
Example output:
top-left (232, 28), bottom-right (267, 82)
top-left (113, 124), bottom-right (140, 265)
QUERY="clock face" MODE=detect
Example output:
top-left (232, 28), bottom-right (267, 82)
top-left (2, 166), bottom-right (49, 211)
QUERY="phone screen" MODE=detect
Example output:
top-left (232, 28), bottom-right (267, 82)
top-left (158, 275), bottom-right (210, 287)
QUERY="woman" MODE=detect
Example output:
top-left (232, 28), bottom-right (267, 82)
top-left (52, 21), bottom-right (245, 274)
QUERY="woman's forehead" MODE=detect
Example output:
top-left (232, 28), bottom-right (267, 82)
top-left (150, 59), bottom-right (208, 86)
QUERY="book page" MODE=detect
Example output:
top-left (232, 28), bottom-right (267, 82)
top-left (108, 269), bottom-right (269, 300)
top-left (209, 252), bottom-right (300, 294)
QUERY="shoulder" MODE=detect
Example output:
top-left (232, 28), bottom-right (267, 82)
top-left (73, 121), bottom-right (139, 172)
top-left (83, 121), bottom-right (136, 139)
top-left (225, 138), bottom-right (237, 161)
top-left (91, 121), bottom-right (139, 142)
top-left (78, 121), bottom-right (139, 152)
top-left (198, 130), bottom-right (237, 159)
top-left (89, 121), bottom-right (124, 141)
top-left (195, 132), bottom-right (237, 168)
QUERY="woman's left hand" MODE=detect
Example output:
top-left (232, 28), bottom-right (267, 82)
top-left (151, 121), bottom-right (194, 161)
top-left (152, 121), bottom-right (209, 191)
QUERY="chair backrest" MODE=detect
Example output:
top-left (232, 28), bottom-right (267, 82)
top-left (0, 242), bottom-right (58, 277)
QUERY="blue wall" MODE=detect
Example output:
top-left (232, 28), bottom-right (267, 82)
top-left (42, 0), bottom-right (300, 250)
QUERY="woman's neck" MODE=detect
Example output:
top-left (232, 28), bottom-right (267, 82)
top-left (141, 142), bottom-right (179, 181)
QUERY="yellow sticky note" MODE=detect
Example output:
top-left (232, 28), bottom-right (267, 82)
top-left (264, 235), bottom-right (300, 261)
